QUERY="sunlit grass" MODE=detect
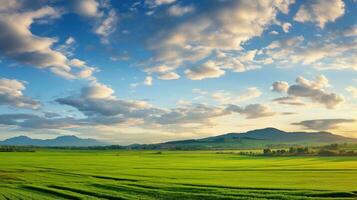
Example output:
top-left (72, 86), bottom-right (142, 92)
top-left (1, 150), bottom-right (357, 199)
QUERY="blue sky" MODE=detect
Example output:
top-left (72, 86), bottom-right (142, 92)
top-left (0, 0), bottom-right (356, 144)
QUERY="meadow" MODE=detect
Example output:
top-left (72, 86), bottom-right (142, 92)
top-left (1, 150), bottom-right (357, 199)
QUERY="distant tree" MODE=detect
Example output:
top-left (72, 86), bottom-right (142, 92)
top-left (304, 147), bottom-right (309, 153)
top-left (296, 147), bottom-right (305, 154)
top-left (325, 144), bottom-right (339, 150)
top-left (318, 149), bottom-right (336, 156)
top-left (289, 147), bottom-right (296, 154)
top-left (263, 148), bottom-right (271, 155)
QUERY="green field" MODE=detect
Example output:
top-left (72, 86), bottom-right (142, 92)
top-left (1, 150), bottom-right (357, 199)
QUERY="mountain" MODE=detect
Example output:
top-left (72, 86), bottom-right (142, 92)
top-left (131, 128), bottom-right (357, 150)
top-left (2, 128), bottom-right (356, 149)
top-left (0, 135), bottom-right (106, 147)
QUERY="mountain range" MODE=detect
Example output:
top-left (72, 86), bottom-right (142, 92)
top-left (0, 128), bottom-right (356, 148)
top-left (0, 135), bottom-right (106, 147)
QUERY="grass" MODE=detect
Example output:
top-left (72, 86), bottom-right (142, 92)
top-left (0, 150), bottom-right (357, 199)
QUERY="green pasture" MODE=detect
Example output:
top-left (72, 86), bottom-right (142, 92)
top-left (0, 150), bottom-right (357, 199)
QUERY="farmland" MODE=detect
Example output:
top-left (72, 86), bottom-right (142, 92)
top-left (0, 150), bottom-right (357, 199)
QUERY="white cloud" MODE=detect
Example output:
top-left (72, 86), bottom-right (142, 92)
top-left (294, 0), bottom-right (345, 28)
top-left (271, 81), bottom-right (289, 93)
top-left (282, 22), bottom-right (291, 33)
top-left (146, 0), bottom-right (176, 8)
top-left (56, 82), bottom-right (153, 118)
top-left (262, 35), bottom-right (357, 71)
top-left (158, 72), bottom-right (180, 80)
top-left (71, 0), bottom-right (118, 44)
top-left (146, 0), bottom-right (295, 80)
top-left (272, 75), bottom-right (344, 109)
top-left (81, 82), bottom-right (115, 99)
top-left (168, 4), bottom-right (194, 16)
top-left (144, 76), bottom-right (153, 86)
top-left (56, 36), bottom-right (76, 57)
top-left (0, 78), bottom-right (40, 110)
top-left (0, 4), bottom-right (96, 80)
top-left (185, 61), bottom-right (225, 80)
top-left (269, 30), bottom-right (279, 35)
top-left (143, 65), bottom-right (180, 80)
top-left (71, 0), bottom-right (102, 18)
top-left (54, 82), bottom-right (277, 131)
top-left (94, 9), bottom-right (118, 44)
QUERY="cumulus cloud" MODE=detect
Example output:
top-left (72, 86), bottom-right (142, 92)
top-left (271, 81), bottom-right (289, 93)
top-left (292, 118), bottom-right (355, 130)
top-left (185, 61), bottom-right (225, 80)
top-left (71, 0), bottom-right (102, 18)
top-left (56, 82), bottom-right (154, 117)
top-left (0, 78), bottom-right (40, 110)
top-left (294, 0), bottom-right (345, 28)
top-left (272, 75), bottom-right (344, 109)
top-left (146, 0), bottom-right (295, 80)
top-left (0, 2), bottom-right (95, 79)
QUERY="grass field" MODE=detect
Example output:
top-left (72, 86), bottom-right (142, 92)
top-left (1, 150), bottom-right (357, 199)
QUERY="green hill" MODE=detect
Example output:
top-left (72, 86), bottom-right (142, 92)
top-left (131, 128), bottom-right (357, 150)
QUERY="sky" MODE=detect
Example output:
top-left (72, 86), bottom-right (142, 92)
top-left (0, 0), bottom-right (356, 144)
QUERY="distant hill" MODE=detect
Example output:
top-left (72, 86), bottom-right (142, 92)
top-left (0, 135), bottom-right (106, 147)
top-left (130, 128), bottom-right (357, 150)
top-left (1, 128), bottom-right (356, 149)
